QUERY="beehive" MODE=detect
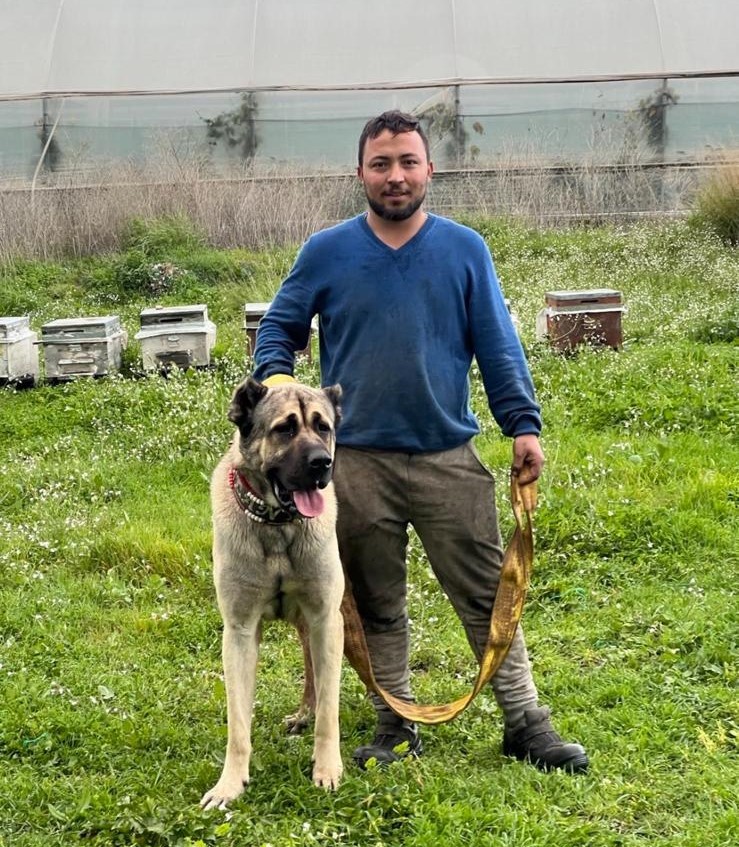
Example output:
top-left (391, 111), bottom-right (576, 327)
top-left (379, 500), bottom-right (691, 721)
top-left (39, 316), bottom-right (127, 380)
top-left (538, 289), bottom-right (625, 352)
top-left (0, 316), bottom-right (39, 387)
top-left (135, 304), bottom-right (216, 370)
top-left (243, 302), bottom-right (313, 361)
top-left (243, 302), bottom-right (272, 358)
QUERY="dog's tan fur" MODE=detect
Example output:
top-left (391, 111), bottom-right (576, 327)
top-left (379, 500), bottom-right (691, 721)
top-left (201, 378), bottom-right (344, 810)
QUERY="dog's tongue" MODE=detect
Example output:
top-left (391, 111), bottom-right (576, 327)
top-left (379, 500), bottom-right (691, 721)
top-left (293, 488), bottom-right (325, 518)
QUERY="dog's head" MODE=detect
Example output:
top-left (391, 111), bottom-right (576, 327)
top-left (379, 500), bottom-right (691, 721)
top-left (228, 377), bottom-right (342, 518)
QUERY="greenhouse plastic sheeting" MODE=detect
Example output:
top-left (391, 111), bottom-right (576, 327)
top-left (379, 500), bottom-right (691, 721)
top-left (2, 0), bottom-right (738, 101)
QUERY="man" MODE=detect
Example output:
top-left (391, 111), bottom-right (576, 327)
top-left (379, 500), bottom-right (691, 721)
top-left (253, 111), bottom-right (588, 774)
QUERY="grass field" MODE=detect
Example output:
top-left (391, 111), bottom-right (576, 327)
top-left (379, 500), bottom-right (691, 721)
top-left (0, 216), bottom-right (737, 846)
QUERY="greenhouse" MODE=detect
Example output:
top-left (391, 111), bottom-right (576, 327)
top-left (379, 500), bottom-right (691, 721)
top-left (2, 0), bottom-right (738, 175)
top-left (1, 0), bottom-right (737, 245)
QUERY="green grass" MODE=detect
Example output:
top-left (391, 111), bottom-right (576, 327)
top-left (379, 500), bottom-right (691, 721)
top-left (1, 218), bottom-right (737, 846)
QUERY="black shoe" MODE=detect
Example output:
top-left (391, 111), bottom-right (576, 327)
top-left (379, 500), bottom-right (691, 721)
top-left (503, 707), bottom-right (589, 773)
top-left (353, 722), bottom-right (424, 769)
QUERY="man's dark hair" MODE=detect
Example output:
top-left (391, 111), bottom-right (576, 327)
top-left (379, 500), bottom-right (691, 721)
top-left (358, 110), bottom-right (430, 166)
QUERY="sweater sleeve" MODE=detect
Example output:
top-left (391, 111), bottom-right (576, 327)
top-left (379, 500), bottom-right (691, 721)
top-left (468, 239), bottom-right (542, 438)
top-left (252, 242), bottom-right (317, 381)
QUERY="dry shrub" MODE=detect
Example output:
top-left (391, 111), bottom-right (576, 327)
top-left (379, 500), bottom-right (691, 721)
top-left (0, 132), bottom-right (712, 261)
top-left (0, 156), bottom-right (362, 261)
top-left (428, 131), bottom-right (698, 227)
top-left (692, 151), bottom-right (739, 245)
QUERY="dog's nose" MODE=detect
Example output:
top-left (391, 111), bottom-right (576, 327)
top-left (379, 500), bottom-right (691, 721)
top-left (308, 452), bottom-right (332, 472)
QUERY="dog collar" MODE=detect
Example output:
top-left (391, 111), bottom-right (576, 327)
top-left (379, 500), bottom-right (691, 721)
top-left (228, 468), bottom-right (302, 525)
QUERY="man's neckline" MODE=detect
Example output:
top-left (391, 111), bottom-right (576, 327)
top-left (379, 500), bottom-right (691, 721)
top-left (360, 211), bottom-right (434, 252)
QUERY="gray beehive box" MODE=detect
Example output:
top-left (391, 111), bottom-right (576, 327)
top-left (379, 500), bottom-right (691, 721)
top-left (39, 316), bottom-right (127, 380)
top-left (0, 316), bottom-right (39, 387)
top-left (135, 304), bottom-right (216, 370)
top-left (243, 301), bottom-right (313, 360)
top-left (243, 302), bottom-right (272, 358)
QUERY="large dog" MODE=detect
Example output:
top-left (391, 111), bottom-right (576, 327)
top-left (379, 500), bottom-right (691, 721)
top-left (201, 377), bottom-right (344, 811)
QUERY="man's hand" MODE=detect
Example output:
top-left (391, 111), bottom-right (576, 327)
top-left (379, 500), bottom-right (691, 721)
top-left (511, 435), bottom-right (545, 486)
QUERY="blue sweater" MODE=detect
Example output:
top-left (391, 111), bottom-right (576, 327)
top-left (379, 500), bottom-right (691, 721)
top-left (253, 213), bottom-right (541, 452)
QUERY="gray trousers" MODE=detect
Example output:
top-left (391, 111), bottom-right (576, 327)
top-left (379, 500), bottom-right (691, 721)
top-left (333, 442), bottom-right (539, 730)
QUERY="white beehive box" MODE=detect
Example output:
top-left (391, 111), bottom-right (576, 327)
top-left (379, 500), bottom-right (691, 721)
top-left (0, 316), bottom-right (39, 387)
top-left (39, 316), bottom-right (127, 380)
top-left (135, 304), bottom-right (216, 370)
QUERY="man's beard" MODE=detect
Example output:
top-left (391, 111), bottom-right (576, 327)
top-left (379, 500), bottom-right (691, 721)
top-left (366, 188), bottom-right (426, 221)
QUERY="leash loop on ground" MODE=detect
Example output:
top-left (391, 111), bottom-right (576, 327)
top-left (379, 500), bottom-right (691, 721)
top-left (342, 476), bottom-right (536, 724)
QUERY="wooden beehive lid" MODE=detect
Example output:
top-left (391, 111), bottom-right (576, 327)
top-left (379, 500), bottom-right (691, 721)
top-left (40, 316), bottom-right (122, 341)
top-left (0, 316), bottom-right (31, 340)
top-left (139, 304), bottom-right (209, 328)
top-left (244, 302), bottom-right (271, 317)
top-left (243, 302), bottom-right (272, 328)
top-left (545, 289), bottom-right (623, 308)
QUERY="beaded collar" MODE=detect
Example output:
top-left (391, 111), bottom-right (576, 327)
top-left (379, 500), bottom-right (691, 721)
top-left (228, 468), bottom-right (301, 525)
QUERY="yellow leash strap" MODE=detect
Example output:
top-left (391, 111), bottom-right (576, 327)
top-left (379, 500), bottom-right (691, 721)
top-left (341, 476), bottom-right (536, 725)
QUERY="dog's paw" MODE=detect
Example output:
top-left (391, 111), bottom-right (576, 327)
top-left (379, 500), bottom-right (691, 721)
top-left (200, 775), bottom-right (249, 811)
top-left (312, 760), bottom-right (343, 791)
top-left (284, 709), bottom-right (313, 735)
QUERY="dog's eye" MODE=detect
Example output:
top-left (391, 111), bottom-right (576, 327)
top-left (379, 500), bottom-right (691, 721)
top-left (316, 421), bottom-right (331, 435)
top-left (273, 422), bottom-right (296, 437)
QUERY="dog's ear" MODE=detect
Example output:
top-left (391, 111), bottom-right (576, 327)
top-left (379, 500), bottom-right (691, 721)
top-left (228, 377), bottom-right (268, 435)
top-left (322, 384), bottom-right (342, 426)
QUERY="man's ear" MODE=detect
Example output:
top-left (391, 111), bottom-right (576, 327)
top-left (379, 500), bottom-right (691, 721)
top-left (228, 377), bottom-right (268, 436)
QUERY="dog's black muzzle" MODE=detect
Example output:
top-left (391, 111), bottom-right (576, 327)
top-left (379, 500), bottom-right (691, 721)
top-left (268, 445), bottom-right (334, 507)
top-left (305, 447), bottom-right (333, 489)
